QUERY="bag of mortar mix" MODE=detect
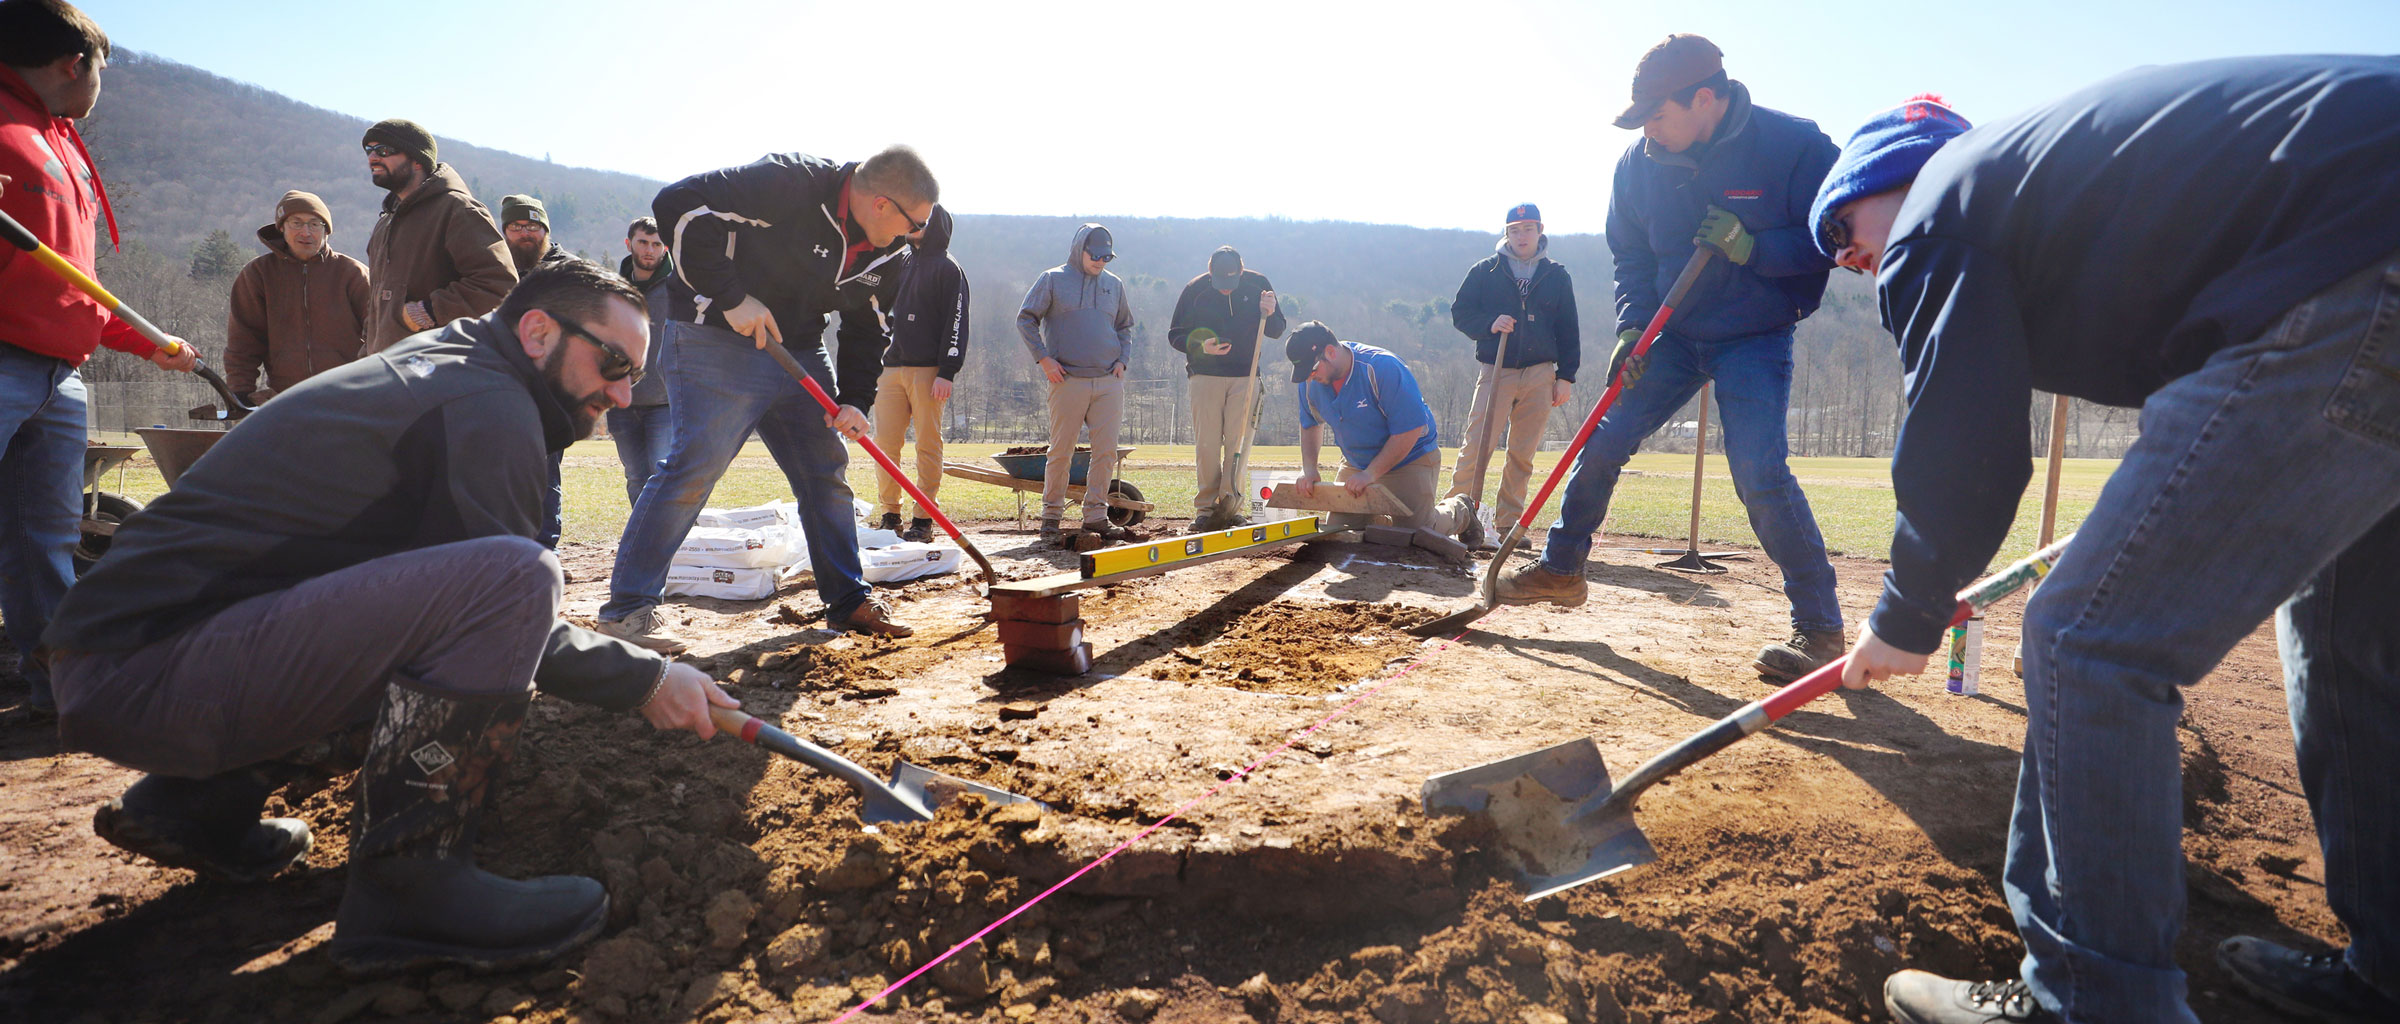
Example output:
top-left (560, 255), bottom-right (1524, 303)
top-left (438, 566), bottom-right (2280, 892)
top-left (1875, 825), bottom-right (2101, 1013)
top-left (663, 564), bottom-right (779, 601)
top-left (673, 524), bottom-right (802, 569)
top-left (861, 541), bottom-right (963, 583)
top-left (693, 501), bottom-right (794, 532)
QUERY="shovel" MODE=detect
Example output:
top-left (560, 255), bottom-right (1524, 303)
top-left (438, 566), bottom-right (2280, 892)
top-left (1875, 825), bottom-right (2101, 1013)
top-left (0, 208), bottom-right (258, 420)
top-left (1411, 245), bottom-right (1716, 636)
top-left (1424, 537), bottom-right (2073, 900)
top-left (757, 339), bottom-right (999, 591)
top-left (710, 705), bottom-right (1041, 823)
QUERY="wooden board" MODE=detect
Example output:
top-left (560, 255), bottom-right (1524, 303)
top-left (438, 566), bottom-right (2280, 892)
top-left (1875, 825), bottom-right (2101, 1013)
top-left (940, 461), bottom-right (1155, 512)
top-left (1264, 481), bottom-right (1411, 518)
top-left (988, 515), bottom-right (1325, 599)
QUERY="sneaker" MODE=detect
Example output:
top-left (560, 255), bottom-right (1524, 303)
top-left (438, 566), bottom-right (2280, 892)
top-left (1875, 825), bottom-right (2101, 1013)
top-left (901, 518), bottom-right (935, 543)
top-left (2217, 936), bottom-right (2400, 1023)
top-left (590, 607), bottom-right (688, 655)
top-left (1755, 628), bottom-right (1846, 683)
top-left (874, 512), bottom-right (902, 533)
top-left (1884, 971), bottom-right (2058, 1023)
top-left (829, 596), bottom-right (914, 638)
top-left (1494, 562), bottom-right (1588, 608)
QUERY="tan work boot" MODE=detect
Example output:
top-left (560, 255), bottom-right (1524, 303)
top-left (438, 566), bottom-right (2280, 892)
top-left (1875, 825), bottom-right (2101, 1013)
top-left (1755, 628), bottom-right (1846, 683)
top-left (830, 595), bottom-right (914, 638)
top-left (1495, 562), bottom-right (1588, 608)
top-left (589, 606), bottom-right (687, 654)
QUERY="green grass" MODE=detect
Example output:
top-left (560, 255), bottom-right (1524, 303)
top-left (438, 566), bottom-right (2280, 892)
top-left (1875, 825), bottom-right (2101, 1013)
top-left (85, 435), bottom-right (2117, 564)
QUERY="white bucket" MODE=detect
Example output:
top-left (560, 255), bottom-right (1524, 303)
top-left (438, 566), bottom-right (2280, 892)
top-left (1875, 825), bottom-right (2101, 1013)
top-left (1248, 469), bottom-right (1301, 518)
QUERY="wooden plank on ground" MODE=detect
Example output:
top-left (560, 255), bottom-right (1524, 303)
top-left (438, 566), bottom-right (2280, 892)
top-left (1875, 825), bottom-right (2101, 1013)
top-left (1264, 482), bottom-right (1412, 518)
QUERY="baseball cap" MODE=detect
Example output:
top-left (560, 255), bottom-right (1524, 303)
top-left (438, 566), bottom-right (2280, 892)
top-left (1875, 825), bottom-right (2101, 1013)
top-left (1083, 225), bottom-right (1114, 260)
top-left (1209, 246), bottom-right (1242, 292)
top-left (1286, 321), bottom-right (1337, 382)
top-left (1613, 34), bottom-right (1724, 130)
top-left (1505, 203), bottom-right (1541, 225)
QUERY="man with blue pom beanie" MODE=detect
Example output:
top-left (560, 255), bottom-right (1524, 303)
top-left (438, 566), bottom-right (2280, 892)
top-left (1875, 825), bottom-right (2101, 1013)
top-left (1817, 60), bottom-right (2400, 1024)
top-left (1497, 34), bottom-right (1845, 686)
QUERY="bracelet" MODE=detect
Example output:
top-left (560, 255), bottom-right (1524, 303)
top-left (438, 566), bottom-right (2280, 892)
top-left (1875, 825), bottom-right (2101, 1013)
top-left (638, 658), bottom-right (671, 709)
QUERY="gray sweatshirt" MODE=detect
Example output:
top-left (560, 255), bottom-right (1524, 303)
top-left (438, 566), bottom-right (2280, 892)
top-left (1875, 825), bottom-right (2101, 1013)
top-left (1016, 223), bottom-right (1135, 377)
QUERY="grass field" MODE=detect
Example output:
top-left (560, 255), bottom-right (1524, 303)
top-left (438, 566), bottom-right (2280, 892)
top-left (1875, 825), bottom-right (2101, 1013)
top-left (88, 433), bottom-right (2115, 562)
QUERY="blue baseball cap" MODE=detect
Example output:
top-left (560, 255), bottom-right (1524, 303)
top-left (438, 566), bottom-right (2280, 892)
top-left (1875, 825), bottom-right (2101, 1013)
top-left (1809, 95), bottom-right (1972, 261)
top-left (1506, 203), bottom-right (1541, 225)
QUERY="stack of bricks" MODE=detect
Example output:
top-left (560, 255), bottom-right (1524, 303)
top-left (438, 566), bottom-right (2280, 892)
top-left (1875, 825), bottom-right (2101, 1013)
top-left (992, 592), bottom-right (1092, 675)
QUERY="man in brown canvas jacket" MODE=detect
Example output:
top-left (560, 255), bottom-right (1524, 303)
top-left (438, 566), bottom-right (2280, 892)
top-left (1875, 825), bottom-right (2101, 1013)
top-left (223, 190), bottom-right (370, 403)
top-left (359, 118), bottom-right (515, 351)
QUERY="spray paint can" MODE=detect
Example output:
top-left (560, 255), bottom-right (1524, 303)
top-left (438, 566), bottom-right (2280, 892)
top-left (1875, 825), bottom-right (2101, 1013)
top-left (1946, 615), bottom-right (1984, 696)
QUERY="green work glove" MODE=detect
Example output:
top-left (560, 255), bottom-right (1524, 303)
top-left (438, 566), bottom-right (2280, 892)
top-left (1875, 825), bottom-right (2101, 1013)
top-left (1695, 205), bottom-right (1753, 265)
top-left (1608, 328), bottom-right (1647, 389)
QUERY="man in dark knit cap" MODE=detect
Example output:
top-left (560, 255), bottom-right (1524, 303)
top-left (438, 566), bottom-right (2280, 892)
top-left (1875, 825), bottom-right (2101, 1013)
top-left (224, 189), bottom-right (371, 403)
top-left (1815, 60), bottom-right (2400, 1024)
top-left (499, 193), bottom-right (574, 274)
top-left (1167, 244), bottom-right (1282, 531)
top-left (360, 118), bottom-right (515, 352)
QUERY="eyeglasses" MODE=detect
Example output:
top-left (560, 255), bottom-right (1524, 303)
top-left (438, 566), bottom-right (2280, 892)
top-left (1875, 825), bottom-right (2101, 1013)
top-left (1087, 252), bottom-right (1115, 263)
top-left (1821, 210), bottom-right (1852, 254)
top-left (550, 314), bottom-right (644, 385)
top-left (878, 195), bottom-right (928, 234)
top-left (364, 143), bottom-right (403, 158)
top-left (284, 219), bottom-right (328, 234)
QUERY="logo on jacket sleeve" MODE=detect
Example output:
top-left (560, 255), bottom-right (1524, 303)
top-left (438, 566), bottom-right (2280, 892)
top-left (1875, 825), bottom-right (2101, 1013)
top-left (1722, 189), bottom-right (1763, 200)
top-left (813, 244), bottom-right (830, 258)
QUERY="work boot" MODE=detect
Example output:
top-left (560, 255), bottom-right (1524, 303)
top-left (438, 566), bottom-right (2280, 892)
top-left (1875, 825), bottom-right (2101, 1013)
top-left (1494, 562), bottom-right (1588, 608)
top-left (2217, 936), bottom-right (2400, 1023)
top-left (331, 684), bottom-right (606, 975)
top-left (93, 765), bottom-right (313, 882)
top-left (901, 518), bottom-right (935, 544)
top-left (1038, 518), bottom-right (1061, 545)
top-left (874, 512), bottom-right (902, 534)
top-left (1754, 628), bottom-right (1847, 683)
top-left (1083, 521), bottom-right (1134, 544)
top-left (1188, 509), bottom-right (1224, 534)
top-left (830, 595), bottom-right (915, 638)
top-left (589, 606), bottom-right (687, 655)
top-left (1884, 971), bottom-right (2058, 1023)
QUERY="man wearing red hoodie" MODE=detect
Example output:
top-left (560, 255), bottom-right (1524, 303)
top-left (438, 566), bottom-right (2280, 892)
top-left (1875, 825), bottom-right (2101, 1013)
top-left (0, 0), bottom-right (195, 714)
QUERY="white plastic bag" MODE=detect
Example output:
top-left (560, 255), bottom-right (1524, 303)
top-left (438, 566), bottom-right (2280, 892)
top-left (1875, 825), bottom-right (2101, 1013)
top-left (862, 542), bottom-right (964, 583)
top-left (674, 525), bottom-right (802, 569)
top-left (662, 564), bottom-right (779, 601)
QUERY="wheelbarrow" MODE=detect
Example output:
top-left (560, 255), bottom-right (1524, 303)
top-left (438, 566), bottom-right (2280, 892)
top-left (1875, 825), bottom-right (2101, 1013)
top-left (941, 445), bottom-right (1150, 528)
top-left (74, 443), bottom-right (142, 575)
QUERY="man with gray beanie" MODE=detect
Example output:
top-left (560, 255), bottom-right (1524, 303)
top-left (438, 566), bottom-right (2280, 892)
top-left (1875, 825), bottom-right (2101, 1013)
top-left (224, 189), bottom-right (371, 404)
top-left (360, 118), bottom-right (515, 352)
top-left (1018, 223), bottom-right (1136, 546)
top-left (1814, 60), bottom-right (2400, 1024)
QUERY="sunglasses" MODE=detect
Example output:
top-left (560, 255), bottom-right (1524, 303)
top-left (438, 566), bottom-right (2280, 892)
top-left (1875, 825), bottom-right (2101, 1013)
top-left (364, 143), bottom-right (404, 158)
top-left (879, 195), bottom-right (928, 234)
top-left (550, 314), bottom-right (644, 385)
top-left (1087, 252), bottom-right (1115, 263)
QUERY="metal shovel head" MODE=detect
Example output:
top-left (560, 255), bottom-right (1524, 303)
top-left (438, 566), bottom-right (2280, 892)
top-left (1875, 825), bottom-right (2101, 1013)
top-left (887, 760), bottom-right (1045, 823)
top-left (1421, 737), bottom-right (1658, 900)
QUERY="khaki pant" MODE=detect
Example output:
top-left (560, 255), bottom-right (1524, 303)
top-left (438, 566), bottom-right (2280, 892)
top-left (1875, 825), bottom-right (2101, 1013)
top-left (1188, 373), bottom-right (1257, 513)
top-left (1330, 450), bottom-right (1462, 533)
top-left (1444, 360), bottom-right (1556, 528)
top-left (1043, 375), bottom-right (1125, 524)
top-left (871, 365), bottom-right (946, 519)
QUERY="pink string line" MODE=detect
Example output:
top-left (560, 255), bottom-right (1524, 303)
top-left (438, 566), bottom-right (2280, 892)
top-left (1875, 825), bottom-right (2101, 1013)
top-left (826, 626), bottom-right (1476, 1022)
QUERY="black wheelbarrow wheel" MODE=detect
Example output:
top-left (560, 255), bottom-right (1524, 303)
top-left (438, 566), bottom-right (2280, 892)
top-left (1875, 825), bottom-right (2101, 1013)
top-left (76, 492), bottom-right (142, 576)
top-left (1106, 480), bottom-right (1146, 527)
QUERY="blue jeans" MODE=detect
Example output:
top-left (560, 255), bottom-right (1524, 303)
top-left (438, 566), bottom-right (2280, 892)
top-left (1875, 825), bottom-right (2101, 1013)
top-left (606, 404), bottom-right (674, 507)
top-left (600, 320), bottom-right (867, 621)
top-left (1540, 326), bottom-right (1842, 632)
top-left (2005, 252), bottom-right (2400, 1022)
top-left (0, 345), bottom-right (86, 708)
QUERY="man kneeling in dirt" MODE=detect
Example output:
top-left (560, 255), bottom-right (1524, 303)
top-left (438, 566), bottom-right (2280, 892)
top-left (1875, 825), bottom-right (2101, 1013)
top-left (43, 260), bottom-right (739, 974)
top-left (1287, 321), bottom-right (1466, 537)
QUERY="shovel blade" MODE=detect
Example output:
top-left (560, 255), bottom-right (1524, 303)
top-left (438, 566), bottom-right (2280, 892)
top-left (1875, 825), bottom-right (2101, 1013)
top-left (887, 760), bottom-right (1045, 823)
top-left (1421, 737), bottom-right (1658, 898)
top-left (1408, 601), bottom-right (1491, 637)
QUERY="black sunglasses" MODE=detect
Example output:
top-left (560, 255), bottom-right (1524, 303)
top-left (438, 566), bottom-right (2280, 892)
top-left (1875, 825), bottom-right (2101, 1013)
top-left (364, 143), bottom-right (404, 158)
top-left (1087, 252), bottom-right (1115, 263)
top-left (879, 195), bottom-right (928, 234)
top-left (550, 314), bottom-right (644, 385)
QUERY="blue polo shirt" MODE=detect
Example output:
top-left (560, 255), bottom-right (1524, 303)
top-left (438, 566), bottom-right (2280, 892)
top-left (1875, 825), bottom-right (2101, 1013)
top-left (1296, 341), bottom-right (1439, 469)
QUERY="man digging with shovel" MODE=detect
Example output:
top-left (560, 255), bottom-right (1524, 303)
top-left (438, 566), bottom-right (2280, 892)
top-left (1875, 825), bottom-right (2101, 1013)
top-left (1816, 62), bottom-right (2400, 1024)
top-left (45, 262), bottom-right (739, 974)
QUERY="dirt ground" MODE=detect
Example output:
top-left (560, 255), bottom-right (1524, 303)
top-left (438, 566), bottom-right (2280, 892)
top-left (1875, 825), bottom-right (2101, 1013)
top-left (0, 517), bottom-right (2343, 1023)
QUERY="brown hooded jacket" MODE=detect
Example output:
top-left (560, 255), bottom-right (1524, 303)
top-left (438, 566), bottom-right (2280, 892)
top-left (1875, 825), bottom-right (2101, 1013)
top-left (362, 162), bottom-right (516, 351)
top-left (224, 222), bottom-right (372, 398)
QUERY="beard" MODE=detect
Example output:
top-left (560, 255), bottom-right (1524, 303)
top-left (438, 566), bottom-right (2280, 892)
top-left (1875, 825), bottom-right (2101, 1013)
top-left (633, 250), bottom-right (664, 272)
top-left (509, 237), bottom-right (546, 271)
top-left (370, 163), bottom-right (409, 192)
top-left (539, 346), bottom-right (608, 441)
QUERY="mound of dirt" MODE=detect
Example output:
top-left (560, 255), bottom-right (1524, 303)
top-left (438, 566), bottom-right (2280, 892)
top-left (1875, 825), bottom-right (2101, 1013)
top-left (1153, 600), bottom-right (1436, 695)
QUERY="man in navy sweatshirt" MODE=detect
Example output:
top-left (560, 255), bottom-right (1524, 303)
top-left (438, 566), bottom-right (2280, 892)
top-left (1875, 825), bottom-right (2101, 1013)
top-left (1497, 34), bottom-right (1844, 685)
top-left (1816, 60), bottom-right (2400, 1024)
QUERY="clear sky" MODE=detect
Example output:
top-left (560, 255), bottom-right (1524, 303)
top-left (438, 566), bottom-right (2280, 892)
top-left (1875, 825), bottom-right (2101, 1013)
top-left (80, 0), bottom-right (2400, 235)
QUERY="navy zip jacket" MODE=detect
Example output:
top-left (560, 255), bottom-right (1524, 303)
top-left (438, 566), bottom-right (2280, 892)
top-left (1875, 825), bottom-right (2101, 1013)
top-left (616, 251), bottom-right (685, 408)
top-left (653, 153), bottom-right (905, 411)
top-left (1869, 55), bottom-right (2400, 654)
top-left (885, 206), bottom-right (970, 380)
top-left (1167, 269), bottom-right (1287, 377)
top-left (1450, 240), bottom-right (1583, 382)
top-left (1608, 81), bottom-right (1838, 343)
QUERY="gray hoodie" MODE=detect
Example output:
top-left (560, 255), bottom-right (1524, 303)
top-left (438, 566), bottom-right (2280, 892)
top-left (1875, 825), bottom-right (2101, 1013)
top-left (1016, 223), bottom-right (1135, 376)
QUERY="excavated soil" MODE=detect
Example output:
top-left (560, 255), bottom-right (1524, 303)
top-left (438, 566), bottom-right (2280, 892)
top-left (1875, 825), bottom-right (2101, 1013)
top-left (0, 518), bottom-right (2342, 1023)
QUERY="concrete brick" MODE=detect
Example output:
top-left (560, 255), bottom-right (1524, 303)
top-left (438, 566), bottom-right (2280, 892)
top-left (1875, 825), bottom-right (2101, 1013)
top-left (1004, 642), bottom-right (1094, 676)
top-left (1361, 524), bottom-right (1415, 548)
top-left (1410, 527), bottom-right (1472, 565)
top-left (990, 593), bottom-right (1081, 624)
top-left (997, 619), bottom-right (1085, 650)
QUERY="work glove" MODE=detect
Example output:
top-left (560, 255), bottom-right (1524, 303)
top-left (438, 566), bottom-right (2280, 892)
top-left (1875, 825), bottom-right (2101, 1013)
top-left (1695, 205), bottom-right (1753, 265)
top-left (1608, 328), bottom-right (1648, 389)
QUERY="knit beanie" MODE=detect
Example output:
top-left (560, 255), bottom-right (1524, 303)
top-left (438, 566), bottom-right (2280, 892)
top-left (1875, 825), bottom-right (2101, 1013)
top-left (274, 190), bottom-right (333, 232)
top-left (1809, 95), bottom-right (1972, 261)
top-left (500, 194), bottom-right (550, 231)
top-left (362, 118), bottom-right (439, 172)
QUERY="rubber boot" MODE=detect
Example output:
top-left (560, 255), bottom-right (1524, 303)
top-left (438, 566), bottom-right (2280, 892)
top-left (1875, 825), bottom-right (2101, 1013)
top-left (93, 764), bottom-right (313, 882)
top-left (329, 684), bottom-right (606, 975)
